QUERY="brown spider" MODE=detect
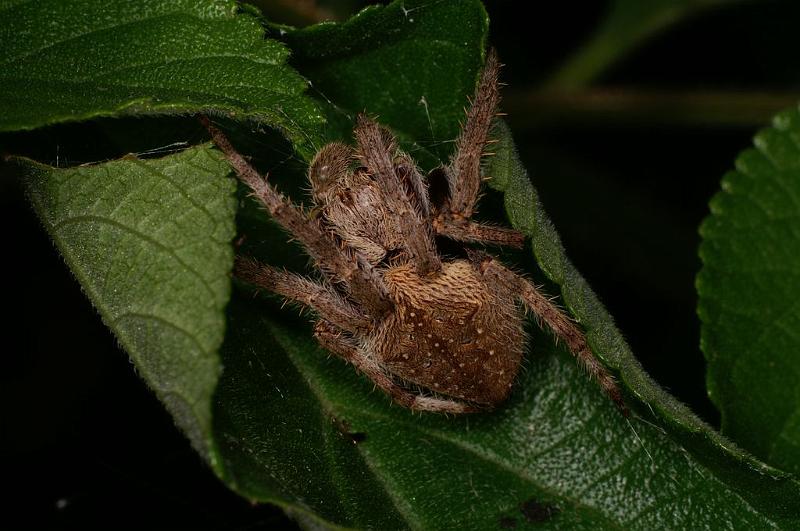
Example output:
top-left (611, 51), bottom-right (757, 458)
top-left (201, 50), bottom-right (625, 414)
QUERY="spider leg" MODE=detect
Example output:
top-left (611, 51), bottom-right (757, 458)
top-left (314, 321), bottom-right (477, 414)
top-left (470, 251), bottom-right (628, 414)
top-left (432, 49), bottom-right (525, 249)
top-left (443, 48), bottom-right (500, 221)
top-left (200, 116), bottom-right (391, 318)
top-left (434, 218), bottom-right (525, 248)
top-left (354, 116), bottom-right (441, 275)
top-left (235, 256), bottom-right (372, 334)
top-left (394, 152), bottom-right (432, 218)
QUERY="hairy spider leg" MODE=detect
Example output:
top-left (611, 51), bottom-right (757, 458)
top-left (471, 251), bottom-right (628, 415)
top-left (235, 256), bottom-right (371, 334)
top-left (435, 218), bottom-right (526, 248)
top-left (446, 48), bottom-right (500, 219)
top-left (394, 151), bottom-right (441, 254)
top-left (354, 116), bottom-right (441, 274)
top-left (201, 116), bottom-right (391, 318)
top-left (314, 320), bottom-right (475, 414)
top-left (433, 49), bottom-right (525, 249)
top-left (394, 152), bottom-right (433, 220)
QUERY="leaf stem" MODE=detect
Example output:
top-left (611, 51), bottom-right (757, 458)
top-left (502, 87), bottom-right (800, 128)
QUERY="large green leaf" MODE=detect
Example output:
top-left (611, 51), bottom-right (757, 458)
top-left (17, 145), bottom-right (237, 461)
top-left (202, 2), bottom-right (800, 528)
top-left (0, 0), bottom-right (324, 154)
top-left (699, 106), bottom-right (800, 475)
top-left (10, 0), bottom-right (800, 527)
top-left (278, 0), bottom-right (488, 162)
top-left (211, 124), bottom-right (800, 528)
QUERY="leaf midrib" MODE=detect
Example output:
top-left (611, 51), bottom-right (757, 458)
top-left (52, 214), bottom-right (219, 301)
top-left (354, 408), bottom-right (624, 529)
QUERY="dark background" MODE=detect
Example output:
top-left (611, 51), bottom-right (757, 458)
top-left (3, 1), bottom-right (799, 529)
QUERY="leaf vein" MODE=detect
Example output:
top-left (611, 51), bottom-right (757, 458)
top-left (129, 156), bottom-right (221, 227)
top-left (51, 213), bottom-right (219, 301)
top-left (114, 310), bottom-right (209, 357)
top-left (353, 408), bottom-right (621, 528)
top-left (0, 10), bottom-right (219, 67)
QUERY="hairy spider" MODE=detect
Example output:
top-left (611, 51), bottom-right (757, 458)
top-left (200, 50), bottom-right (625, 414)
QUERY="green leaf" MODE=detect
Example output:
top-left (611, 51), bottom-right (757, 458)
top-left (210, 120), bottom-right (800, 528)
top-left (279, 0), bottom-right (489, 162)
top-left (544, 0), bottom-right (744, 91)
top-left (0, 0), bottom-right (324, 155)
top-left (11, 1), bottom-right (800, 527)
top-left (698, 105), bottom-right (800, 476)
top-left (16, 145), bottom-right (237, 462)
top-left (199, 3), bottom-right (800, 526)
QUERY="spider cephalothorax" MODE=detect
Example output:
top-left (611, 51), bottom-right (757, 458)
top-left (201, 50), bottom-right (625, 414)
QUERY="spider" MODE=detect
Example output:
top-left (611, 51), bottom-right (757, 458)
top-left (200, 50), bottom-right (625, 414)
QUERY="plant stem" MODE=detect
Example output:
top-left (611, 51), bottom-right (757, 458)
top-left (503, 88), bottom-right (800, 129)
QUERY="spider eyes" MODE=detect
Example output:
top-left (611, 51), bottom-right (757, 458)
top-left (315, 164), bottom-right (332, 182)
top-left (309, 142), bottom-right (352, 198)
top-left (309, 160), bottom-right (333, 190)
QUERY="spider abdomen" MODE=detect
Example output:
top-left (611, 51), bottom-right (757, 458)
top-left (374, 260), bottom-right (526, 406)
